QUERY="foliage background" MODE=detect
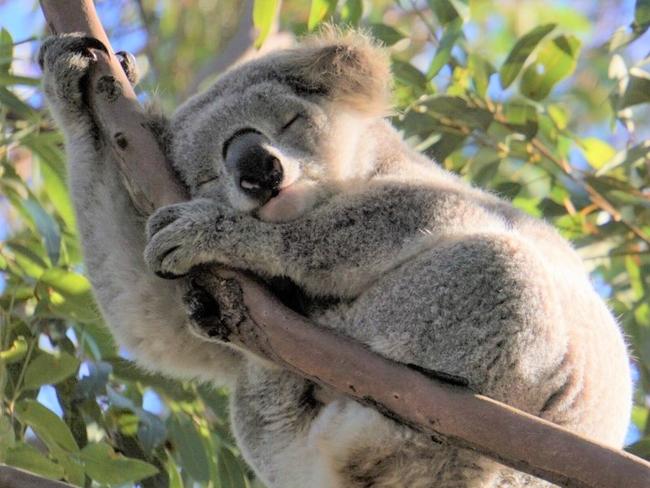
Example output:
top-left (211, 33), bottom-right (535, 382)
top-left (0, 0), bottom-right (649, 486)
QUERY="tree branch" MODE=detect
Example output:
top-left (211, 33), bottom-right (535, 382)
top-left (28, 2), bottom-right (650, 488)
top-left (0, 465), bottom-right (74, 488)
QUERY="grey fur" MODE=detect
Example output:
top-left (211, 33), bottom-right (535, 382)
top-left (41, 30), bottom-right (631, 488)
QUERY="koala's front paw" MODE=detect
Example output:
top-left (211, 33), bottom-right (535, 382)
top-left (144, 199), bottom-right (221, 279)
top-left (182, 268), bottom-right (247, 343)
top-left (39, 33), bottom-right (108, 110)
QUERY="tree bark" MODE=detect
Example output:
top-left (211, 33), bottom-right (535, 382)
top-left (25, 2), bottom-right (650, 488)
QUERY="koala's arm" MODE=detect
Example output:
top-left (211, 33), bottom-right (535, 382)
top-left (40, 34), bottom-right (242, 387)
top-left (145, 179), bottom-right (501, 297)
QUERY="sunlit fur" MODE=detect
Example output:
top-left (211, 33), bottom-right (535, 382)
top-left (41, 30), bottom-right (631, 488)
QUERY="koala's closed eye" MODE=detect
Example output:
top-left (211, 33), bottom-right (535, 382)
top-left (280, 113), bottom-right (303, 132)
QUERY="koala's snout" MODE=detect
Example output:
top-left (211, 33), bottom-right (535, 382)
top-left (224, 130), bottom-right (283, 204)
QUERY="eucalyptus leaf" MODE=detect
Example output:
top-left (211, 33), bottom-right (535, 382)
top-left (369, 23), bottom-right (405, 46)
top-left (499, 24), bottom-right (556, 89)
top-left (168, 412), bottom-right (211, 483)
top-left (635, 0), bottom-right (650, 27)
top-left (0, 28), bottom-right (12, 74)
top-left (341, 0), bottom-right (363, 25)
top-left (427, 19), bottom-right (462, 78)
top-left (0, 335), bottom-right (28, 363)
top-left (580, 137), bottom-right (616, 170)
top-left (308, 0), bottom-right (337, 31)
top-left (428, 0), bottom-right (469, 25)
top-left (5, 442), bottom-right (65, 480)
top-left (253, 0), bottom-right (280, 48)
top-left (23, 351), bottom-right (80, 390)
top-left (520, 35), bottom-right (581, 101)
top-left (22, 198), bottom-right (61, 266)
top-left (618, 70), bottom-right (650, 109)
top-left (80, 442), bottom-right (158, 484)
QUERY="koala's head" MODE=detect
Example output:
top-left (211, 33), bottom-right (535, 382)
top-left (170, 28), bottom-right (391, 222)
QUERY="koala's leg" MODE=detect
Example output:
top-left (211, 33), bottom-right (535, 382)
top-left (309, 234), bottom-right (568, 487)
top-left (231, 363), bottom-right (502, 488)
top-left (39, 34), bottom-right (242, 386)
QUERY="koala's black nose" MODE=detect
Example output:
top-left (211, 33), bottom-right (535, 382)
top-left (224, 130), bottom-right (284, 203)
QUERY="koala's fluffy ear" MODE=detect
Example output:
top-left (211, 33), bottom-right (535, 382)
top-left (280, 27), bottom-right (392, 115)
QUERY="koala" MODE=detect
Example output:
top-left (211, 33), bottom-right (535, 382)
top-left (40, 29), bottom-right (632, 488)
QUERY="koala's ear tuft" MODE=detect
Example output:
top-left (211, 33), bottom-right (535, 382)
top-left (281, 26), bottom-right (392, 115)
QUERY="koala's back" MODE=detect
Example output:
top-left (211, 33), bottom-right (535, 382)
top-left (230, 220), bottom-right (630, 487)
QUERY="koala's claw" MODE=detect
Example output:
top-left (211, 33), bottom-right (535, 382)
top-left (115, 51), bottom-right (139, 85)
top-left (39, 34), bottom-right (109, 111)
top-left (146, 205), bottom-right (183, 241)
top-left (39, 33), bottom-right (107, 70)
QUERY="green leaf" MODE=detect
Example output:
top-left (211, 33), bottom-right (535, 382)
top-left (579, 137), bottom-right (616, 170)
top-left (422, 95), bottom-right (493, 130)
top-left (607, 24), bottom-right (649, 51)
top-left (520, 34), bottom-right (581, 101)
top-left (35, 268), bottom-right (99, 323)
top-left (23, 350), bottom-right (80, 390)
top-left (341, 0), bottom-right (363, 26)
top-left (14, 400), bottom-right (84, 484)
top-left (25, 136), bottom-right (76, 230)
top-left (253, 0), bottom-right (280, 48)
top-left (80, 442), bottom-right (158, 485)
top-left (636, 0), bottom-right (650, 27)
top-left (596, 141), bottom-right (650, 175)
top-left (502, 101), bottom-right (538, 139)
top-left (166, 452), bottom-right (184, 488)
top-left (22, 198), bottom-right (61, 266)
top-left (108, 357), bottom-right (193, 401)
top-left (0, 28), bottom-right (13, 74)
top-left (626, 439), bottom-right (650, 458)
top-left (5, 442), bottom-right (64, 480)
top-left (618, 69), bottom-right (650, 109)
top-left (369, 23), bottom-right (405, 46)
top-left (0, 86), bottom-right (37, 120)
top-left (217, 446), bottom-right (250, 488)
top-left (0, 415), bottom-right (15, 461)
top-left (427, 19), bottom-right (462, 78)
top-left (307, 0), bottom-right (337, 31)
top-left (168, 412), bottom-right (211, 483)
top-left (74, 321), bottom-right (117, 360)
top-left (392, 59), bottom-right (428, 91)
top-left (0, 73), bottom-right (40, 86)
top-left (0, 335), bottom-right (28, 363)
top-left (138, 410), bottom-right (167, 454)
top-left (428, 0), bottom-right (469, 25)
top-left (499, 23), bottom-right (556, 89)
top-left (468, 54), bottom-right (494, 97)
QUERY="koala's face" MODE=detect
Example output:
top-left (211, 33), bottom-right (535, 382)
top-left (170, 29), bottom-right (390, 222)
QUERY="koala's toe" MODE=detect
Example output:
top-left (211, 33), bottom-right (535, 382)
top-left (39, 33), bottom-right (107, 72)
top-left (115, 51), bottom-right (139, 85)
top-left (146, 205), bottom-right (183, 240)
top-left (154, 269), bottom-right (185, 280)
